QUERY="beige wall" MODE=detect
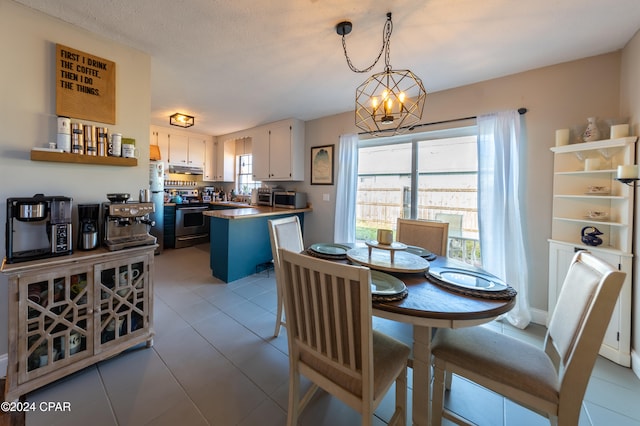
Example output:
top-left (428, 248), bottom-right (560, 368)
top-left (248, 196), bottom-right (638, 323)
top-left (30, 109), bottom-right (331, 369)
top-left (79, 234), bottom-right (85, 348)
top-left (0, 1), bottom-right (152, 354)
top-left (620, 28), bottom-right (640, 374)
top-left (301, 52), bottom-right (623, 319)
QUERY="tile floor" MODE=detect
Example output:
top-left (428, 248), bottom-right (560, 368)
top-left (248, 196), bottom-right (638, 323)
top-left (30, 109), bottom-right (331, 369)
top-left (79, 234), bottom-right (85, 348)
top-left (20, 243), bottom-right (640, 425)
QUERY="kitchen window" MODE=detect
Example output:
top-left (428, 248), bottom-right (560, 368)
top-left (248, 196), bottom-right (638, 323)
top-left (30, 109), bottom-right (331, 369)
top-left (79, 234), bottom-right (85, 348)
top-left (357, 127), bottom-right (481, 265)
top-left (236, 154), bottom-right (261, 195)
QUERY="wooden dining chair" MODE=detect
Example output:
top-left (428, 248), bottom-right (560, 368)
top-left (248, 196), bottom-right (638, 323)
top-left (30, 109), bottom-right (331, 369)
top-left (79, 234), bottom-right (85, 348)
top-left (279, 248), bottom-right (410, 426)
top-left (268, 216), bottom-right (304, 337)
top-left (430, 251), bottom-right (626, 425)
top-left (396, 218), bottom-right (449, 256)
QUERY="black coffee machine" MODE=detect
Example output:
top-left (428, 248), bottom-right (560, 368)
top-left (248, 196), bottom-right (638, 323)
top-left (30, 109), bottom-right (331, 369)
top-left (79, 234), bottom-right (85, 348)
top-left (77, 204), bottom-right (99, 250)
top-left (6, 194), bottom-right (73, 263)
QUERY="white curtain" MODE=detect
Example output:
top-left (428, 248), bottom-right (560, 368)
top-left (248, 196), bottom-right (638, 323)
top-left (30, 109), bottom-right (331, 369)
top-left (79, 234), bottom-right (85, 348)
top-left (477, 110), bottom-right (531, 329)
top-left (334, 133), bottom-right (359, 244)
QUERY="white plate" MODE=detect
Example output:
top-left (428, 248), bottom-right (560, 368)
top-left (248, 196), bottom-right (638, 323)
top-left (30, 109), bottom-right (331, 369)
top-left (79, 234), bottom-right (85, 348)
top-left (370, 270), bottom-right (407, 296)
top-left (429, 268), bottom-right (508, 292)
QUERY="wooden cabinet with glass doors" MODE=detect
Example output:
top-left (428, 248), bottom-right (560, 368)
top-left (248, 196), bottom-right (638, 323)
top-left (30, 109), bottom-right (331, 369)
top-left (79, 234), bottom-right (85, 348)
top-left (1, 245), bottom-right (155, 401)
top-left (548, 136), bottom-right (637, 366)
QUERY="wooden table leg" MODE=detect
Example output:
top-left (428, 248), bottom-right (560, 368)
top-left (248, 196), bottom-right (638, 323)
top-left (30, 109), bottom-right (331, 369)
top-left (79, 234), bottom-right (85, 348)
top-left (412, 325), bottom-right (432, 426)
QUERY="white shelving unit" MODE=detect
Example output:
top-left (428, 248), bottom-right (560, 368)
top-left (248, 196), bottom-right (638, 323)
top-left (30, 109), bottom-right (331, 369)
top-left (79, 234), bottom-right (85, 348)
top-left (548, 136), bottom-right (637, 366)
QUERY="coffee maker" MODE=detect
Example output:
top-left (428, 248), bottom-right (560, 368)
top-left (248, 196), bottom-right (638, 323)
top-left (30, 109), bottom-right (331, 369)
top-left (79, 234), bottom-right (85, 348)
top-left (77, 204), bottom-right (100, 250)
top-left (6, 194), bottom-right (73, 263)
top-left (103, 201), bottom-right (157, 251)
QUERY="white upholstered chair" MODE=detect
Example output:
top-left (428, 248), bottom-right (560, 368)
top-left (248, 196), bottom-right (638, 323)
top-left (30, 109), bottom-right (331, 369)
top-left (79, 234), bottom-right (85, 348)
top-left (268, 216), bottom-right (304, 337)
top-left (279, 248), bottom-right (410, 426)
top-left (431, 251), bottom-right (626, 425)
top-left (396, 218), bottom-right (449, 256)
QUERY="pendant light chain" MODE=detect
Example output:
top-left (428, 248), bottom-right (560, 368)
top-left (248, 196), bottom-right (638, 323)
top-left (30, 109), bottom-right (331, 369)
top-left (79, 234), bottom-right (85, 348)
top-left (341, 13), bottom-right (393, 74)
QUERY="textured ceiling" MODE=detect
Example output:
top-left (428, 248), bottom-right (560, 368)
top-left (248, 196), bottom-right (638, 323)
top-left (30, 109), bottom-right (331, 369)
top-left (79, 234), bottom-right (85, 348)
top-left (13, 0), bottom-right (640, 135)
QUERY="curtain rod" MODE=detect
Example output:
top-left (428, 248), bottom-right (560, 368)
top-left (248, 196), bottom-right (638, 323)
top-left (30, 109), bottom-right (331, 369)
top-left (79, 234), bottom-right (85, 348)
top-left (358, 107), bottom-right (528, 136)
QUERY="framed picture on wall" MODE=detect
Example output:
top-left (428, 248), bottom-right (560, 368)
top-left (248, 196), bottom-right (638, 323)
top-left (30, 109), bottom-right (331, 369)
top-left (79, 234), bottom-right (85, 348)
top-left (310, 144), bottom-right (334, 185)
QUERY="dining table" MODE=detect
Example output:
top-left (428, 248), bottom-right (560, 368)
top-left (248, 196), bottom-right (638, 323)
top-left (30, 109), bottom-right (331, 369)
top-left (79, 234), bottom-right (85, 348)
top-left (308, 243), bottom-right (516, 426)
top-left (371, 255), bottom-right (516, 426)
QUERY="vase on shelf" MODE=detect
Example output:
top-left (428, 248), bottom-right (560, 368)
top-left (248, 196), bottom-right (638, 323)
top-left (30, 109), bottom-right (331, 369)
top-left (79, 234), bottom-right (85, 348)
top-left (582, 117), bottom-right (600, 142)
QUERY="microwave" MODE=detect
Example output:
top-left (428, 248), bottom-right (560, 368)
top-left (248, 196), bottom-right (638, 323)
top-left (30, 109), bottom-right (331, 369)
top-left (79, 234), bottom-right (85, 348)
top-left (273, 191), bottom-right (307, 209)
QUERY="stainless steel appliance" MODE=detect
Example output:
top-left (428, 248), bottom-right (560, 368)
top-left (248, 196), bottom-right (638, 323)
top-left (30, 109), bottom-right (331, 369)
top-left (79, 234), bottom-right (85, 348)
top-left (257, 187), bottom-right (274, 206)
top-left (77, 204), bottom-right (99, 250)
top-left (149, 161), bottom-right (165, 254)
top-left (273, 191), bottom-right (307, 209)
top-left (6, 194), bottom-right (73, 263)
top-left (175, 204), bottom-right (210, 248)
top-left (103, 201), bottom-right (156, 251)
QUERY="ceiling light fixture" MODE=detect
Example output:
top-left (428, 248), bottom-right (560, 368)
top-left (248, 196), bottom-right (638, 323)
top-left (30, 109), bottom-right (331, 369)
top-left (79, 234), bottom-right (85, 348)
top-left (337, 13), bottom-right (426, 136)
top-left (169, 112), bottom-right (195, 128)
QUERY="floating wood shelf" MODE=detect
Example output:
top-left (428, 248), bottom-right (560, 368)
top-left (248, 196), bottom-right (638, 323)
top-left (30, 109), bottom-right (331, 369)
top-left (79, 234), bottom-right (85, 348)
top-left (30, 150), bottom-right (137, 167)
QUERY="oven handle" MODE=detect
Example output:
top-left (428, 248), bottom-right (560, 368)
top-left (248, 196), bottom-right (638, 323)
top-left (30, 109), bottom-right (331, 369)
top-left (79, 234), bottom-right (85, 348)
top-left (176, 206), bottom-right (209, 211)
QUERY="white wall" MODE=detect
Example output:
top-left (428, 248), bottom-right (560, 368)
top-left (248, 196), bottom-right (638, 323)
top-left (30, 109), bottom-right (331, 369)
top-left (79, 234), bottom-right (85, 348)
top-left (0, 0), bottom-right (151, 354)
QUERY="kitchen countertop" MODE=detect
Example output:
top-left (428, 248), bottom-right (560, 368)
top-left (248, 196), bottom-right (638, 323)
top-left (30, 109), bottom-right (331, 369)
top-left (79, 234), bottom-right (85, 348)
top-left (204, 205), bottom-right (312, 219)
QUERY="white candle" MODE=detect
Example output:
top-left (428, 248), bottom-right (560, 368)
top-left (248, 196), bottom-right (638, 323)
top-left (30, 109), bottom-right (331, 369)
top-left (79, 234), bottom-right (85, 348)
top-left (617, 165), bottom-right (639, 179)
top-left (611, 124), bottom-right (629, 139)
top-left (555, 129), bottom-right (570, 146)
top-left (585, 158), bottom-right (600, 171)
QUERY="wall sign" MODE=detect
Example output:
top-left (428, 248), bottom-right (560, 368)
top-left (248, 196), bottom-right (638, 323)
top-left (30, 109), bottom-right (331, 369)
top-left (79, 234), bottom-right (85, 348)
top-left (56, 44), bottom-right (116, 124)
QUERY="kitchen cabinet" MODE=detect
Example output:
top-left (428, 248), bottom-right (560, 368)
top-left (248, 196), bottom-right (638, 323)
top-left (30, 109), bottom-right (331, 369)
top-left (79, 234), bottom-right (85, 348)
top-left (253, 118), bottom-right (304, 181)
top-left (169, 134), bottom-right (189, 165)
top-left (187, 137), bottom-right (206, 168)
top-left (548, 136), bottom-right (637, 366)
top-left (150, 128), bottom-right (170, 165)
top-left (213, 139), bottom-right (236, 182)
top-left (164, 204), bottom-right (176, 248)
top-left (204, 139), bottom-right (216, 181)
top-left (1, 246), bottom-right (156, 401)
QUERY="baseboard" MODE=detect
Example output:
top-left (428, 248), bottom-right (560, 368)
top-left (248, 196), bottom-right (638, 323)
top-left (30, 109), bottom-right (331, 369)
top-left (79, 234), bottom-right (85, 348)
top-left (0, 353), bottom-right (7, 379)
top-left (529, 307), bottom-right (547, 327)
top-left (632, 349), bottom-right (640, 379)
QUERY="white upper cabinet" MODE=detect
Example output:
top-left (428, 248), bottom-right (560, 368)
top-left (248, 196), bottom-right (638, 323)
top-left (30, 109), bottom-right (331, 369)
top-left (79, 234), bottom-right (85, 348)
top-left (204, 139), bottom-right (216, 181)
top-left (253, 118), bottom-right (304, 181)
top-left (150, 125), bottom-right (212, 173)
top-left (187, 137), bottom-right (206, 167)
top-left (150, 128), bottom-right (170, 166)
top-left (169, 134), bottom-right (189, 165)
top-left (210, 139), bottom-right (236, 182)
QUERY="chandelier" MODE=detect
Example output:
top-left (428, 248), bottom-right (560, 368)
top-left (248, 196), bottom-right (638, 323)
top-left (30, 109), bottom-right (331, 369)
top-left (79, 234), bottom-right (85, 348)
top-left (337, 13), bottom-right (426, 136)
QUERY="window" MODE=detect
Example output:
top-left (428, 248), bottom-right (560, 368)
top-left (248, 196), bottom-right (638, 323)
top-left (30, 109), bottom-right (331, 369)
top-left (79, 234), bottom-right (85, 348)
top-left (236, 154), bottom-right (261, 195)
top-left (356, 127), bottom-right (481, 265)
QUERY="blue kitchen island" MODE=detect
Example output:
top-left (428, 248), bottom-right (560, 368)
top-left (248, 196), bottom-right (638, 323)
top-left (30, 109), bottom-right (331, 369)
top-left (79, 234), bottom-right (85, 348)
top-left (204, 203), bottom-right (311, 283)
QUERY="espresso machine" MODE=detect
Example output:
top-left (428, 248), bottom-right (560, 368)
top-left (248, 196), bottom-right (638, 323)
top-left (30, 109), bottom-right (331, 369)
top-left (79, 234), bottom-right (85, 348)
top-left (77, 204), bottom-right (100, 250)
top-left (6, 194), bottom-right (73, 263)
top-left (102, 200), bottom-right (157, 251)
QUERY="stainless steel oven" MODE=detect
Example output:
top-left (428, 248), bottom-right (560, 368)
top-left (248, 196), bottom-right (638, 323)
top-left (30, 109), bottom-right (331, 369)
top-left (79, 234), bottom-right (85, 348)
top-left (175, 204), bottom-right (210, 248)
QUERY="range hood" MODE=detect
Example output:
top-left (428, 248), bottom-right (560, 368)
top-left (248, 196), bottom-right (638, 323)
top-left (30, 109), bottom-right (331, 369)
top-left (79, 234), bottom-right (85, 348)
top-left (168, 164), bottom-right (203, 175)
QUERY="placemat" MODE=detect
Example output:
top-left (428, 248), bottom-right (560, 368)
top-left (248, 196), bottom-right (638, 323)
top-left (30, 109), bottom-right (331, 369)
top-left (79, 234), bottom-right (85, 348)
top-left (428, 274), bottom-right (517, 300)
top-left (372, 288), bottom-right (408, 302)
